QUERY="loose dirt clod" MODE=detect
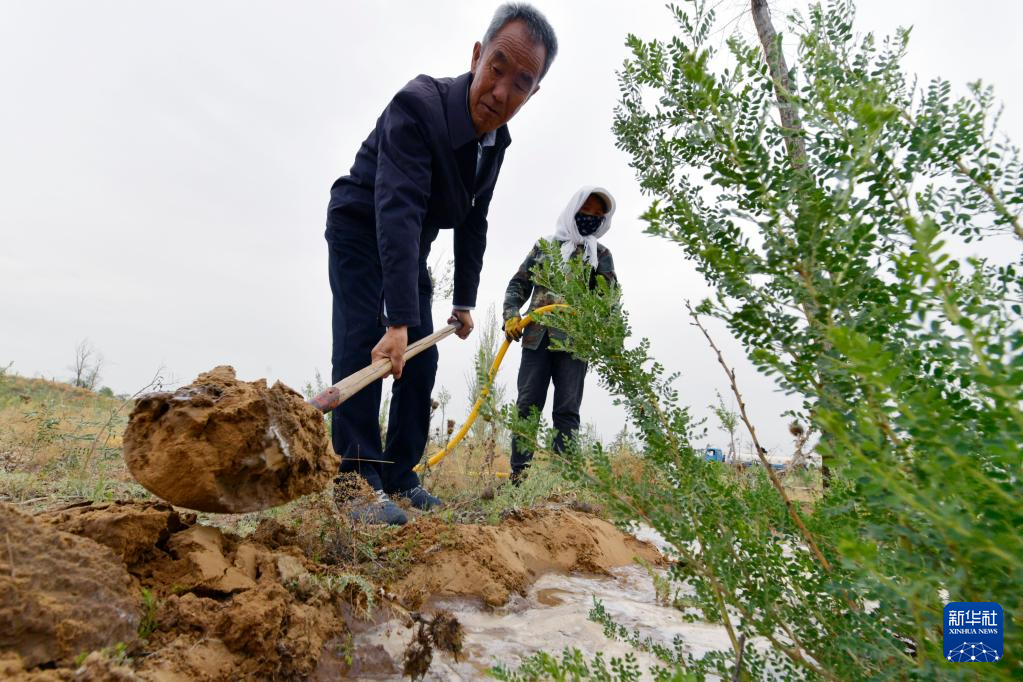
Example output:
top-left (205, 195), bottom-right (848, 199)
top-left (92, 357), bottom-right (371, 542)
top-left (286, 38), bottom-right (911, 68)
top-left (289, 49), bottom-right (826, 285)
top-left (0, 503), bottom-right (140, 669)
top-left (39, 500), bottom-right (193, 566)
top-left (123, 365), bottom-right (335, 513)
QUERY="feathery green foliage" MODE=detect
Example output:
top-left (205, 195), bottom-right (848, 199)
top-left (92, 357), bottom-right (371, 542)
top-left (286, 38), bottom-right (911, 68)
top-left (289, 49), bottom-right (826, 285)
top-left (499, 1), bottom-right (1021, 679)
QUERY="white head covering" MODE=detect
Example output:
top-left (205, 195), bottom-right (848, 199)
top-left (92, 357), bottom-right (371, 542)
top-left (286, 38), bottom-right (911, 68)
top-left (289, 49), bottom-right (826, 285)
top-left (550, 185), bottom-right (616, 267)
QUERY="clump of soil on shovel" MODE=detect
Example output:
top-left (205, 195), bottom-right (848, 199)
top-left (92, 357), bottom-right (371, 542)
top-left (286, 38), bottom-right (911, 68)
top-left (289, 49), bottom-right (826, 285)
top-left (124, 366), bottom-right (334, 513)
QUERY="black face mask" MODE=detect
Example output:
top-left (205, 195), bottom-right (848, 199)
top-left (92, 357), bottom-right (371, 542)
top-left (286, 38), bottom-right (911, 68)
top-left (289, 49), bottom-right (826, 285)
top-left (575, 212), bottom-right (604, 236)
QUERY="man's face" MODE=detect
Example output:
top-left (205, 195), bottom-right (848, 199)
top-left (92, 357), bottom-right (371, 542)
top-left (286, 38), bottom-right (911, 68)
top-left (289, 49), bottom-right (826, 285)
top-left (468, 20), bottom-right (546, 135)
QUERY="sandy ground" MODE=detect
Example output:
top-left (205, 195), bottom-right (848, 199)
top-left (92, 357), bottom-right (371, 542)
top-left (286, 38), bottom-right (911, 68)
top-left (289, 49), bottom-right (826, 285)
top-left (0, 499), bottom-right (660, 680)
top-left (387, 507), bottom-right (662, 608)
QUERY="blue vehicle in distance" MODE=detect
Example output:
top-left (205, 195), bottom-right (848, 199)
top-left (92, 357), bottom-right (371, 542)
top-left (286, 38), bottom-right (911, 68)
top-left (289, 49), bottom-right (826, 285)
top-left (704, 447), bottom-right (726, 462)
top-left (703, 446), bottom-right (786, 471)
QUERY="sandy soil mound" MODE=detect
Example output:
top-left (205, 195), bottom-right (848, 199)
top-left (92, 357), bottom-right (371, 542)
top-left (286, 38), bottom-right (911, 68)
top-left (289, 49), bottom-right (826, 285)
top-left (5, 501), bottom-right (663, 679)
top-left (0, 503), bottom-right (140, 669)
top-left (37, 501), bottom-right (348, 680)
top-left (388, 507), bottom-right (663, 608)
top-left (1, 649), bottom-right (142, 681)
top-left (123, 365), bottom-right (335, 513)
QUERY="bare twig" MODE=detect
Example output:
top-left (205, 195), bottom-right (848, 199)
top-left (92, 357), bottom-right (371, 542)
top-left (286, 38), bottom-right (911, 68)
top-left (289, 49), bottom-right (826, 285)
top-left (953, 155), bottom-right (1023, 241)
top-left (13, 497), bottom-right (48, 506)
top-left (80, 366), bottom-right (165, 476)
top-left (687, 302), bottom-right (832, 573)
top-left (731, 634), bottom-right (747, 682)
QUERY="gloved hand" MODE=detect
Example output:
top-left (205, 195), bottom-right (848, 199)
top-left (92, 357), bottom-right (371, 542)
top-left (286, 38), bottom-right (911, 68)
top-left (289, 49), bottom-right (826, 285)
top-left (504, 316), bottom-right (523, 342)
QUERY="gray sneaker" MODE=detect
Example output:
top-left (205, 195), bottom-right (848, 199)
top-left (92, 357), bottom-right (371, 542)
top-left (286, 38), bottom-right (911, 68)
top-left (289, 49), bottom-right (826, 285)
top-left (348, 490), bottom-right (408, 526)
top-left (397, 485), bottom-right (443, 511)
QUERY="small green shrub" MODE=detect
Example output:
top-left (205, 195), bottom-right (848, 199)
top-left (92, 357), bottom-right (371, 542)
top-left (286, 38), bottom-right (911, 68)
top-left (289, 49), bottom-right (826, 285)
top-left (138, 588), bottom-right (159, 640)
top-left (491, 648), bottom-right (650, 682)
top-left (512, 2), bottom-right (1022, 678)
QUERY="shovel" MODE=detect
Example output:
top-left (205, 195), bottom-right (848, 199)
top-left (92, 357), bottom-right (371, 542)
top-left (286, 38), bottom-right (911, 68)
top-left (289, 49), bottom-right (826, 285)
top-left (123, 323), bottom-right (462, 513)
top-left (307, 322), bottom-right (461, 413)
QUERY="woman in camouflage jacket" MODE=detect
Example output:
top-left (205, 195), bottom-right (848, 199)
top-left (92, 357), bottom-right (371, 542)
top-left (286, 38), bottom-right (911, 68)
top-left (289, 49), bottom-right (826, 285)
top-left (502, 185), bottom-right (618, 482)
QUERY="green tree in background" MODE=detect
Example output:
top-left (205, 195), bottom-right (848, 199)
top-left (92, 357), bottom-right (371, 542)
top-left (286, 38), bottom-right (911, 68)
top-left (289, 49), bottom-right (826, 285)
top-left (500, 1), bottom-right (1021, 679)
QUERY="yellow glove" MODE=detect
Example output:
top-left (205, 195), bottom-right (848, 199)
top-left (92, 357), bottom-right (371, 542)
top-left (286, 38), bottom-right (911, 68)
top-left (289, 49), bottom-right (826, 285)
top-left (504, 316), bottom-right (523, 342)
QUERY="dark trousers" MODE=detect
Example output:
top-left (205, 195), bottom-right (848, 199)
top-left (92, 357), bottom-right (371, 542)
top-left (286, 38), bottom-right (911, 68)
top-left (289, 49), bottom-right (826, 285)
top-left (328, 231), bottom-right (437, 493)
top-left (510, 333), bottom-right (587, 475)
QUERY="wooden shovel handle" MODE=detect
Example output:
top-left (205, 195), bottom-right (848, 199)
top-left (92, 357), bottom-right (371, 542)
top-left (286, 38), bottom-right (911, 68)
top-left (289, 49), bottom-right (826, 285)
top-left (307, 323), bottom-right (460, 413)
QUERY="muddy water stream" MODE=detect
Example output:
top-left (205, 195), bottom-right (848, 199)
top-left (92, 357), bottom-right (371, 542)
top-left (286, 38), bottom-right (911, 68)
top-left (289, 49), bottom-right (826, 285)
top-left (335, 564), bottom-right (730, 680)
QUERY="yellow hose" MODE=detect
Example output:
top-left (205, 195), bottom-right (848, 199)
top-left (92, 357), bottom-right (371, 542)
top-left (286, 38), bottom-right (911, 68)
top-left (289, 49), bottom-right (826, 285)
top-left (414, 304), bottom-right (569, 476)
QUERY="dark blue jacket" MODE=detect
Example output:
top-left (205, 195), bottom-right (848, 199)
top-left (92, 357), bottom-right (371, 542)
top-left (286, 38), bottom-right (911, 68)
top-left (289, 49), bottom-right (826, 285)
top-left (326, 72), bottom-right (511, 327)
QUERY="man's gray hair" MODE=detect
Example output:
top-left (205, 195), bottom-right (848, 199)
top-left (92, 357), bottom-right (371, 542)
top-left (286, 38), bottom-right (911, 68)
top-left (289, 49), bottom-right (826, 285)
top-left (482, 3), bottom-right (558, 81)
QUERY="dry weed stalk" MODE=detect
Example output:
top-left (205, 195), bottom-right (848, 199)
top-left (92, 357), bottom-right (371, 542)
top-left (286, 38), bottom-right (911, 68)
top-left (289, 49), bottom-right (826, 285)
top-left (687, 302), bottom-right (832, 573)
top-left (79, 366), bottom-right (165, 476)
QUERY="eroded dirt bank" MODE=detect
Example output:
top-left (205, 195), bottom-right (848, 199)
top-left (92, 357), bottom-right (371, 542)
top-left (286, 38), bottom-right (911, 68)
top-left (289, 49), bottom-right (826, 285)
top-left (386, 507), bottom-right (664, 608)
top-left (2, 500), bottom-right (348, 680)
top-left (1, 500), bottom-right (661, 680)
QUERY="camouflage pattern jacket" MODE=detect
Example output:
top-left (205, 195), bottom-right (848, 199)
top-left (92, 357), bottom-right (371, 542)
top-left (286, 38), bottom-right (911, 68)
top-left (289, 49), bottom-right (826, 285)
top-left (503, 239), bottom-right (618, 351)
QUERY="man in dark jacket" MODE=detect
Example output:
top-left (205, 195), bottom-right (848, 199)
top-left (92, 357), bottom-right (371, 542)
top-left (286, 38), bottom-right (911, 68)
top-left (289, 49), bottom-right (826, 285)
top-left (326, 4), bottom-right (557, 524)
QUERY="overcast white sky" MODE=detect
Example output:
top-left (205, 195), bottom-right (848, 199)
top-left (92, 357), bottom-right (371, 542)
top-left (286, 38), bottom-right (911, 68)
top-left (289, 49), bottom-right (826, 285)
top-left (2, 1), bottom-right (1021, 455)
